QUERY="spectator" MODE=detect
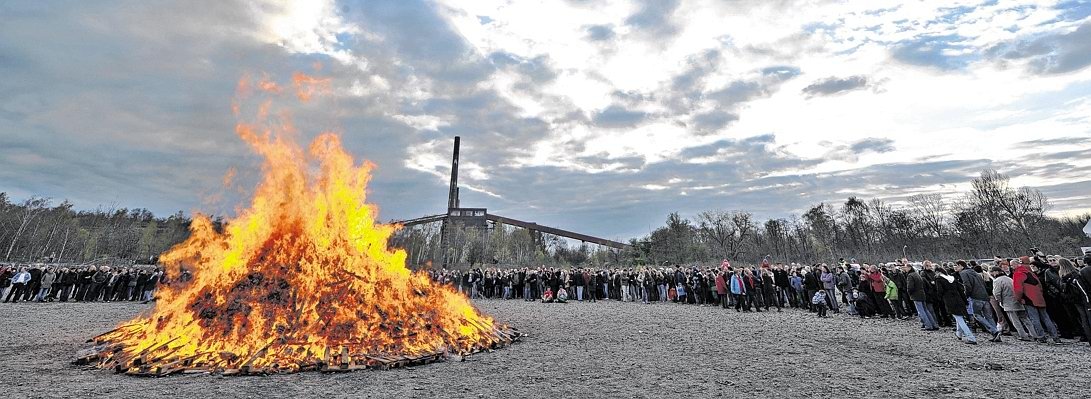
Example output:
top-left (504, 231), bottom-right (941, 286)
top-left (5, 267), bottom-right (31, 303)
top-left (934, 268), bottom-right (978, 345)
top-left (35, 267), bottom-right (55, 302)
top-left (1014, 257), bottom-right (1060, 344)
top-left (812, 289), bottom-right (828, 318)
top-left (993, 265), bottom-right (1039, 342)
top-left (956, 260), bottom-right (1001, 341)
top-left (1058, 258), bottom-right (1091, 347)
top-left (820, 265), bottom-right (839, 314)
top-left (905, 262), bottom-right (938, 331)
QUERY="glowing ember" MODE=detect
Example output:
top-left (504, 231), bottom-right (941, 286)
top-left (74, 72), bottom-right (518, 376)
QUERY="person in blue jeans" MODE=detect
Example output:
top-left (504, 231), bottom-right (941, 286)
top-left (934, 268), bottom-right (978, 344)
top-left (819, 265), bottom-right (839, 314)
top-left (956, 261), bottom-right (1002, 342)
top-left (903, 263), bottom-right (938, 330)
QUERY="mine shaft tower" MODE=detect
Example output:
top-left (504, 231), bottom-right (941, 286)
top-left (396, 136), bottom-right (631, 268)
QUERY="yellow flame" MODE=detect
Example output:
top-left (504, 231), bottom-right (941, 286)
top-left (99, 73), bottom-right (499, 372)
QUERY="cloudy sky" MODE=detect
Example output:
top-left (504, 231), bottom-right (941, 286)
top-left (2, 0), bottom-right (1090, 240)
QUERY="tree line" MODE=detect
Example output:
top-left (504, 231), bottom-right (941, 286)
top-left (394, 169), bottom-right (1090, 268)
top-left (0, 193), bottom-right (193, 264)
top-left (5, 169), bottom-right (1088, 268)
top-left (630, 169), bottom-right (1090, 265)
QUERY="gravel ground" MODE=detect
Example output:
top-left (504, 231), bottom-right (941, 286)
top-left (1, 299), bottom-right (1088, 398)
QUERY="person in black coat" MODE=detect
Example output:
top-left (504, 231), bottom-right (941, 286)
top-left (773, 265), bottom-right (790, 307)
top-left (803, 267), bottom-right (820, 312)
top-left (111, 270), bottom-right (131, 301)
top-left (934, 268), bottom-right (980, 344)
top-left (133, 271), bottom-right (150, 300)
top-left (524, 270), bottom-right (537, 301)
top-left (761, 270), bottom-right (780, 312)
top-left (74, 267), bottom-right (95, 301)
top-left (23, 266), bottom-right (43, 302)
top-left (514, 269), bottom-right (525, 300)
top-left (854, 273), bottom-right (876, 318)
top-left (89, 267), bottom-right (109, 301)
top-left (890, 267), bottom-right (913, 317)
top-left (58, 269), bottom-right (77, 301)
top-left (904, 263), bottom-right (938, 330)
top-left (921, 262), bottom-right (950, 327)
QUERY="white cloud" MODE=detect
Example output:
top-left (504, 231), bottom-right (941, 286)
top-left (5, 0), bottom-right (1091, 238)
top-left (251, 0), bottom-right (361, 66)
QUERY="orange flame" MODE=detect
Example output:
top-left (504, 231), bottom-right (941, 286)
top-left (291, 72), bottom-right (331, 102)
top-left (95, 73), bottom-right (504, 373)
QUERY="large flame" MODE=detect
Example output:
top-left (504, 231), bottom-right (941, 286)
top-left (89, 73), bottom-right (507, 374)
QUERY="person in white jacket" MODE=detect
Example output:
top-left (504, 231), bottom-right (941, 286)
top-left (4, 267), bottom-right (31, 303)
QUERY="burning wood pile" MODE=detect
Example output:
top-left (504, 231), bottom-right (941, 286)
top-left (72, 73), bottom-right (520, 376)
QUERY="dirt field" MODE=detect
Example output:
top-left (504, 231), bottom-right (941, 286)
top-left (1, 299), bottom-right (1088, 398)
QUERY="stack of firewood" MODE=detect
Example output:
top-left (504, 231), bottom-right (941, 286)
top-left (73, 324), bottom-right (522, 377)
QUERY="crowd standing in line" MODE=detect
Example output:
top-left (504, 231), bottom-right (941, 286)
top-left (7, 251), bottom-right (1090, 348)
top-left (428, 250), bottom-right (1091, 346)
top-left (0, 264), bottom-right (167, 303)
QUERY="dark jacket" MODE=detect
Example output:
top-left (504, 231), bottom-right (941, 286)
top-left (1040, 268), bottom-right (1063, 299)
top-left (1081, 265), bottom-right (1091, 294)
top-left (0, 270), bottom-right (12, 288)
top-left (79, 270), bottom-right (94, 285)
top-left (803, 271), bottom-right (820, 290)
top-left (1062, 273), bottom-right (1090, 306)
top-left (91, 271), bottom-right (108, 285)
top-left (836, 272), bottom-right (852, 292)
top-left (934, 274), bottom-right (968, 316)
top-left (774, 269), bottom-right (790, 288)
top-left (891, 270), bottom-right (908, 301)
top-left (958, 269), bottom-right (989, 300)
top-left (905, 270), bottom-right (928, 302)
top-left (60, 271), bottom-right (77, 285)
top-left (921, 269), bottom-right (939, 302)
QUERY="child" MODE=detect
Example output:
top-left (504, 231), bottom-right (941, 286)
top-left (812, 290), bottom-right (828, 317)
top-left (541, 287), bottom-right (554, 303)
top-left (556, 287), bottom-right (569, 303)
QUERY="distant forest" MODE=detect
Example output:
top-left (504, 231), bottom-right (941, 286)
top-left (0, 193), bottom-right (193, 265)
top-left (393, 169), bottom-right (1091, 268)
top-left (3, 169), bottom-right (1089, 267)
top-left (621, 170), bottom-right (1090, 266)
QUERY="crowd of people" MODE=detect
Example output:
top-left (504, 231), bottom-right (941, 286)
top-left (0, 264), bottom-right (166, 303)
top-left (7, 250), bottom-right (1090, 348)
top-left (429, 250), bottom-right (1091, 346)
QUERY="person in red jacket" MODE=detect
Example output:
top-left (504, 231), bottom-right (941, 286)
top-left (1013, 256), bottom-right (1060, 343)
top-left (714, 271), bottom-right (728, 309)
top-left (867, 265), bottom-right (895, 318)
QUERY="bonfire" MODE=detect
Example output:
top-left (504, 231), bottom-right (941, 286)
top-left (73, 72), bottom-right (519, 376)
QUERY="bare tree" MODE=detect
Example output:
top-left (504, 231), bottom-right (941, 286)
top-left (4, 197), bottom-right (50, 261)
top-left (691, 210), bottom-right (758, 261)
